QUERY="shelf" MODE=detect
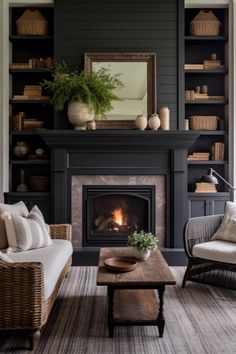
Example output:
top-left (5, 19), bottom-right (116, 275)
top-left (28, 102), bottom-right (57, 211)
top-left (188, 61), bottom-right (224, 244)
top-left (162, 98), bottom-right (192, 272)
top-left (185, 69), bottom-right (227, 75)
top-left (9, 35), bottom-right (53, 41)
top-left (10, 130), bottom-right (50, 136)
top-left (185, 35), bottom-right (227, 42)
top-left (9, 68), bottom-right (51, 74)
top-left (5, 192), bottom-right (51, 197)
top-left (10, 160), bottom-right (50, 165)
top-left (188, 160), bottom-right (227, 165)
top-left (185, 100), bottom-right (227, 105)
top-left (9, 99), bottom-right (50, 105)
top-left (187, 131), bottom-right (226, 135)
top-left (188, 192), bottom-right (231, 197)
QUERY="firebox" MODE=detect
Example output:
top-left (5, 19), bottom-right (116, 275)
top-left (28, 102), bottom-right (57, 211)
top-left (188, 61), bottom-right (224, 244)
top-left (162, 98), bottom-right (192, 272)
top-left (83, 186), bottom-right (155, 246)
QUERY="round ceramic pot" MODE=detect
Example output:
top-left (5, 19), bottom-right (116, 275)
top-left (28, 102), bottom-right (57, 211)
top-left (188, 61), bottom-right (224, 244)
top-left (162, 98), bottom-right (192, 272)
top-left (148, 113), bottom-right (161, 130)
top-left (13, 141), bottom-right (30, 158)
top-left (67, 101), bottom-right (95, 130)
top-left (133, 248), bottom-right (151, 261)
top-left (135, 114), bottom-right (147, 130)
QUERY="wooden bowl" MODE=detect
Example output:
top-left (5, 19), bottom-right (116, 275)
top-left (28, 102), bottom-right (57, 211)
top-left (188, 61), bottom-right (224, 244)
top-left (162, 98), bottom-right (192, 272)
top-left (104, 257), bottom-right (137, 273)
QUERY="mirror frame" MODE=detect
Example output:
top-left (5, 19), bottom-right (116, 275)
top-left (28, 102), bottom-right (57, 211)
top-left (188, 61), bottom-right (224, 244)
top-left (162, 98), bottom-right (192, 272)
top-left (84, 53), bottom-right (156, 129)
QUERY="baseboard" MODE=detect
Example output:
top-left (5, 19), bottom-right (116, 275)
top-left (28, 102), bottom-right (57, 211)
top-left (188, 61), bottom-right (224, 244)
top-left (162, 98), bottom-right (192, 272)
top-left (72, 247), bottom-right (188, 266)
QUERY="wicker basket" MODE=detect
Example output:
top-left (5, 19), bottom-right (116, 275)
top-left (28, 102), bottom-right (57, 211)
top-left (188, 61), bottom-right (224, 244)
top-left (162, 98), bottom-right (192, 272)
top-left (189, 116), bottom-right (219, 131)
top-left (16, 9), bottom-right (48, 36)
top-left (190, 10), bottom-right (221, 36)
top-left (30, 176), bottom-right (49, 191)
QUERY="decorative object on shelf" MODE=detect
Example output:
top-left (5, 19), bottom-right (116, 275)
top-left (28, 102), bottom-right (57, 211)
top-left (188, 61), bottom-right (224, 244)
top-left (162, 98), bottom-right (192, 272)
top-left (184, 119), bottom-right (189, 130)
top-left (195, 86), bottom-right (201, 94)
top-left (159, 106), bottom-right (170, 130)
top-left (13, 141), bottom-right (30, 158)
top-left (87, 120), bottom-right (96, 130)
top-left (35, 148), bottom-right (45, 156)
top-left (187, 152), bottom-right (210, 161)
top-left (185, 54), bottom-right (224, 71)
top-left (29, 148), bottom-right (47, 160)
top-left (16, 9), bottom-right (48, 36)
top-left (16, 169), bottom-right (29, 192)
top-left (211, 53), bottom-right (217, 60)
top-left (211, 142), bottom-right (225, 161)
top-left (195, 182), bottom-right (217, 193)
top-left (147, 113), bottom-right (160, 130)
top-left (201, 168), bottom-right (235, 193)
top-left (10, 57), bottom-right (54, 70)
top-left (127, 230), bottom-right (158, 261)
top-left (201, 85), bottom-right (208, 94)
top-left (30, 176), bottom-right (49, 191)
top-left (189, 10), bottom-right (221, 36)
top-left (185, 90), bottom-right (195, 101)
top-left (23, 119), bottom-right (44, 130)
top-left (189, 116), bottom-right (219, 131)
top-left (184, 64), bottom-right (204, 70)
top-left (135, 114), bottom-right (147, 130)
top-left (104, 257), bottom-right (137, 273)
top-left (41, 62), bottom-right (123, 130)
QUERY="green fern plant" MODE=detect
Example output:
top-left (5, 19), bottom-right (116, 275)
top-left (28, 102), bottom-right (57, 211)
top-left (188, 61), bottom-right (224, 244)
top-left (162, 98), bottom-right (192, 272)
top-left (41, 62), bottom-right (123, 118)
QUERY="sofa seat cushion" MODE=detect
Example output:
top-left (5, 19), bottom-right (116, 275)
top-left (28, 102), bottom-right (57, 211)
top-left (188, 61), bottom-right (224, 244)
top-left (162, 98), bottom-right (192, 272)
top-left (5, 239), bottom-right (73, 299)
top-left (192, 240), bottom-right (236, 264)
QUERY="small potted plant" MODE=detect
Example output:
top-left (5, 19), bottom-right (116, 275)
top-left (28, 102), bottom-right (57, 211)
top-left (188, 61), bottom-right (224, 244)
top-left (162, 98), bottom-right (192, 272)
top-left (127, 230), bottom-right (158, 261)
top-left (41, 62), bottom-right (123, 130)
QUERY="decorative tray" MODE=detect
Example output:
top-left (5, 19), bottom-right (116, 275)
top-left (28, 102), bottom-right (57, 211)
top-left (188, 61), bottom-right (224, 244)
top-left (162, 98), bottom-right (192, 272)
top-left (104, 257), bottom-right (137, 273)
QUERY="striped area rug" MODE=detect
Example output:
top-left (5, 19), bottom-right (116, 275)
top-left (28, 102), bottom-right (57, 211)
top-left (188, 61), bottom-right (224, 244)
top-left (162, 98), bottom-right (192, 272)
top-left (0, 267), bottom-right (235, 354)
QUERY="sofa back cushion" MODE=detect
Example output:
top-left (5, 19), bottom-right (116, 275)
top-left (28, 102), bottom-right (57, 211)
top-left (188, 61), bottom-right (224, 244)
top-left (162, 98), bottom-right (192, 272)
top-left (0, 201), bottom-right (28, 249)
top-left (2, 205), bottom-right (52, 252)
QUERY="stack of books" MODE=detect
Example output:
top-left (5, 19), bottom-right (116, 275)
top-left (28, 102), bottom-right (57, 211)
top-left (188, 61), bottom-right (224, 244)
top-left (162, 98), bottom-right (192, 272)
top-left (211, 142), bottom-right (225, 160)
top-left (203, 60), bottom-right (224, 70)
top-left (187, 152), bottom-right (210, 161)
top-left (184, 64), bottom-right (204, 70)
top-left (195, 182), bottom-right (217, 193)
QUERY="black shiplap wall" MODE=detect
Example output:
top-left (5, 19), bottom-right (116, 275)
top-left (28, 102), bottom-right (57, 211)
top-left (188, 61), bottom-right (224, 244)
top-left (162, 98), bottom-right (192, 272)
top-left (54, 0), bottom-right (181, 129)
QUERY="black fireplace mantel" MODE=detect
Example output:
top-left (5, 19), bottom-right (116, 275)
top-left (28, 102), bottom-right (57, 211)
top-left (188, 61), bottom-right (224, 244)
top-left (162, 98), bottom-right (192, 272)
top-left (41, 130), bottom-right (200, 150)
top-left (41, 129), bottom-right (199, 263)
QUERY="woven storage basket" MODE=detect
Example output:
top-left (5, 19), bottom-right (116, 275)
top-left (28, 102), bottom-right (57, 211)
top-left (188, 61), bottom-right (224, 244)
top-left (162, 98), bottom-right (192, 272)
top-left (190, 10), bottom-right (221, 36)
top-left (30, 176), bottom-right (49, 191)
top-left (190, 116), bottom-right (219, 130)
top-left (16, 9), bottom-right (48, 35)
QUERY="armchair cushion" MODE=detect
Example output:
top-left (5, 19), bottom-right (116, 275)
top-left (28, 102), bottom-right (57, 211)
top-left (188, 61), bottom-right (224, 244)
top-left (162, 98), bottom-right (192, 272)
top-left (5, 239), bottom-right (73, 299)
top-left (192, 240), bottom-right (236, 264)
top-left (0, 251), bottom-right (13, 262)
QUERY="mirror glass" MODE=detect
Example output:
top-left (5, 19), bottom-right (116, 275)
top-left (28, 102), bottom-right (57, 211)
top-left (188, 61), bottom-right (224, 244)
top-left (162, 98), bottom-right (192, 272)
top-left (85, 53), bottom-right (156, 126)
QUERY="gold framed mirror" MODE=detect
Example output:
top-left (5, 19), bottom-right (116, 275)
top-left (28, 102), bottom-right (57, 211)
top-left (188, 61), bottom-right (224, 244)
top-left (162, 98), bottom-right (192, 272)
top-left (84, 53), bottom-right (156, 129)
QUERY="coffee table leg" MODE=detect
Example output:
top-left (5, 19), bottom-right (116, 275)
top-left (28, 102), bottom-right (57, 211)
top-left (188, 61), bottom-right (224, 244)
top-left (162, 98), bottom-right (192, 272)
top-left (157, 285), bottom-right (165, 337)
top-left (107, 286), bottom-right (115, 338)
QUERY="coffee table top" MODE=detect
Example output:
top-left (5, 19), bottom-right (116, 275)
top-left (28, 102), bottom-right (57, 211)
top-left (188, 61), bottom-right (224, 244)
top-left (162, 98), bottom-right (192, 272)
top-left (97, 247), bottom-right (176, 286)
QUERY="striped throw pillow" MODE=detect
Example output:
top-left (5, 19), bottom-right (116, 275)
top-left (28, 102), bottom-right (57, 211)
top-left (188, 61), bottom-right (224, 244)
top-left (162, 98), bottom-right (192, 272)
top-left (2, 205), bottom-right (52, 252)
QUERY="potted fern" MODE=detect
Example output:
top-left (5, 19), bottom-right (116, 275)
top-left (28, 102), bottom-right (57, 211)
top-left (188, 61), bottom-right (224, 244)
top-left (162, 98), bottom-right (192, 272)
top-left (41, 62), bottom-right (123, 130)
top-left (127, 230), bottom-right (158, 261)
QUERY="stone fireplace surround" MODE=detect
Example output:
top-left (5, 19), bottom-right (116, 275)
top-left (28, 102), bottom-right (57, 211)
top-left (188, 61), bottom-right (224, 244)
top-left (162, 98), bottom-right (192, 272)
top-left (42, 130), bottom-right (199, 265)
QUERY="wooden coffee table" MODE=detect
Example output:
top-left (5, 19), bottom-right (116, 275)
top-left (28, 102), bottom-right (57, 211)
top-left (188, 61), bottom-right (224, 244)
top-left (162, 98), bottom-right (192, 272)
top-left (97, 247), bottom-right (176, 338)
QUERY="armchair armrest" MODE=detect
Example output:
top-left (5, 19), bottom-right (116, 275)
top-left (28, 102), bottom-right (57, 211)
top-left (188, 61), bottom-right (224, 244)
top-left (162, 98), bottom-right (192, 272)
top-left (184, 214), bottom-right (224, 258)
top-left (0, 261), bottom-right (44, 330)
top-left (49, 224), bottom-right (72, 241)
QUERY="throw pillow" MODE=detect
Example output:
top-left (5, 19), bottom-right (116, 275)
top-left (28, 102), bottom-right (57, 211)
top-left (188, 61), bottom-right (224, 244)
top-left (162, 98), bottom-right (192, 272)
top-left (0, 251), bottom-right (13, 262)
top-left (223, 201), bottom-right (236, 219)
top-left (211, 216), bottom-right (236, 243)
top-left (2, 205), bottom-right (52, 252)
top-left (0, 201), bottom-right (28, 249)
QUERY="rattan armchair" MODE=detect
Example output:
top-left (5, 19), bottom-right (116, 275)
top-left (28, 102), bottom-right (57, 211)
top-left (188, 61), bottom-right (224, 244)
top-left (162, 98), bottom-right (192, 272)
top-left (0, 224), bottom-right (72, 350)
top-left (182, 215), bottom-right (236, 290)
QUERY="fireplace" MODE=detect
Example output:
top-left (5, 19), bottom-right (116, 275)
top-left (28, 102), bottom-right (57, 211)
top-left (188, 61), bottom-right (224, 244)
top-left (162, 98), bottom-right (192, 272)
top-left (83, 186), bottom-right (155, 246)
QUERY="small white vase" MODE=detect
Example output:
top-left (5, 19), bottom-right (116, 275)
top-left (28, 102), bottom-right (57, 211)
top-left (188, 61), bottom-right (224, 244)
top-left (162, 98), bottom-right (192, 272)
top-left (67, 101), bottom-right (94, 130)
top-left (133, 248), bottom-right (151, 261)
top-left (135, 114), bottom-right (147, 130)
top-left (148, 113), bottom-right (161, 130)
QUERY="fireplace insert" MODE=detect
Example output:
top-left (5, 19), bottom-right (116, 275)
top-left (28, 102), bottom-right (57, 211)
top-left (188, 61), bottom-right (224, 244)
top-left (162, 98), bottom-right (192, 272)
top-left (83, 186), bottom-right (155, 246)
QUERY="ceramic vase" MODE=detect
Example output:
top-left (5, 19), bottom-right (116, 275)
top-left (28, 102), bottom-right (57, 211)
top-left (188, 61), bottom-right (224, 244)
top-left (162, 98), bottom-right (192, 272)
top-left (148, 113), bottom-right (161, 130)
top-left (133, 248), bottom-right (151, 261)
top-left (87, 120), bottom-right (96, 130)
top-left (67, 101), bottom-right (95, 130)
top-left (135, 114), bottom-right (147, 130)
top-left (159, 106), bottom-right (170, 130)
top-left (13, 141), bottom-right (29, 158)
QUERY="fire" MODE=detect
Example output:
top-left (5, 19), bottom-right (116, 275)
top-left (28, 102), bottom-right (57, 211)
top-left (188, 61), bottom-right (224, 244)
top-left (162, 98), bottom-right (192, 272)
top-left (112, 208), bottom-right (126, 226)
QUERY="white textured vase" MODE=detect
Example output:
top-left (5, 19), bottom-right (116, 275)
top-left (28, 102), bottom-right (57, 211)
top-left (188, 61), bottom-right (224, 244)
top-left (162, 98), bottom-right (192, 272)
top-left (135, 114), bottom-right (147, 130)
top-left (133, 248), bottom-right (151, 261)
top-left (148, 113), bottom-right (161, 130)
top-left (67, 101), bottom-right (94, 130)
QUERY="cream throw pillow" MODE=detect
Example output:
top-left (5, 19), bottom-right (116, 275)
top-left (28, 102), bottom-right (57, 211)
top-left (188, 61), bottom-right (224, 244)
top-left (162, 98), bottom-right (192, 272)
top-left (211, 201), bottom-right (236, 243)
top-left (2, 205), bottom-right (52, 252)
top-left (0, 201), bottom-right (28, 249)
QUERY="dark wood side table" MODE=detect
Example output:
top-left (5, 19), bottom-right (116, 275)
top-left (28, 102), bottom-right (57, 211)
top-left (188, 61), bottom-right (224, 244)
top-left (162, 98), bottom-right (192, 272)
top-left (97, 247), bottom-right (176, 338)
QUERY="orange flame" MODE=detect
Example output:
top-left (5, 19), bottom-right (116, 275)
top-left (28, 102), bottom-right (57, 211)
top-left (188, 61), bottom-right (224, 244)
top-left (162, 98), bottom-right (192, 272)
top-left (112, 208), bottom-right (126, 225)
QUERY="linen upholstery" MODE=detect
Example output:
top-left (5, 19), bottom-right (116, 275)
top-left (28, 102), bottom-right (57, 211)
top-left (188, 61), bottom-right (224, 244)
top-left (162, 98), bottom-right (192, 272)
top-left (0, 251), bottom-right (13, 263)
top-left (211, 201), bottom-right (236, 243)
top-left (2, 205), bottom-right (52, 252)
top-left (192, 240), bottom-right (236, 264)
top-left (5, 239), bottom-right (73, 299)
top-left (0, 201), bottom-right (28, 249)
